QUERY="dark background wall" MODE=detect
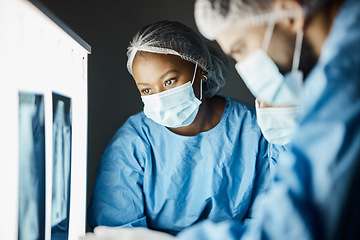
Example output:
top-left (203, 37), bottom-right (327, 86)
top-left (38, 0), bottom-right (255, 227)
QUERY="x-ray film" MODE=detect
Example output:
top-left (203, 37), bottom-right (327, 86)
top-left (18, 92), bottom-right (46, 240)
top-left (51, 93), bottom-right (72, 240)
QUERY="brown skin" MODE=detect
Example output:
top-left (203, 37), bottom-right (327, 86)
top-left (132, 51), bottom-right (226, 136)
top-left (215, 0), bottom-right (343, 108)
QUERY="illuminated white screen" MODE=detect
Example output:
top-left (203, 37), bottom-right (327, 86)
top-left (0, 0), bottom-right (90, 239)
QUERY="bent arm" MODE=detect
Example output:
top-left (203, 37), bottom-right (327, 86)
top-left (88, 127), bottom-right (149, 230)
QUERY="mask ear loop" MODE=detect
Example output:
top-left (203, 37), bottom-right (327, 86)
top-left (191, 62), bottom-right (198, 85)
top-left (200, 75), bottom-right (207, 101)
top-left (199, 79), bottom-right (203, 101)
top-left (262, 21), bottom-right (276, 53)
top-left (190, 62), bottom-right (203, 101)
top-left (292, 29), bottom-right (304, 72)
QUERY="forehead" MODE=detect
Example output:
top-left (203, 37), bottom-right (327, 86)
top-left (215, 25), bottom-right (267, 54)
top-left (132, 52), bottom-right (193, 81)
top-left (133, 52), bottom-right (185, 69)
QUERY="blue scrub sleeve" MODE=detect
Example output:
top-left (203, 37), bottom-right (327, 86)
top-left (241, 135), bottom-right (271, 220)
top-left (244, 135), bottom-right (287, 220)
top-left (268, 143), bottom-right (287, 180)
top-left (87, 124), bottom-right (149, 230)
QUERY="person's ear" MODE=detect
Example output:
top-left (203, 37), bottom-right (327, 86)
top-left (274, 0), bottom-right (305, 33)
top-left (200, 69), bottom-right (207, 76)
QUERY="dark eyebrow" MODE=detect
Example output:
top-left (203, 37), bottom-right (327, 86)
top-left (136, 70), bottom-right (180, 86)
top-left (160, 69), bottom-right (179, 79)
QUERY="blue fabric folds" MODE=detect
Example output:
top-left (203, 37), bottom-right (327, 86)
top-left (88, 96), bottom-right (281, 235)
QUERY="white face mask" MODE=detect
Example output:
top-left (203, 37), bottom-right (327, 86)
top-left (255, 99), bottom-right (300, 145)
top-left (141, 63), bottom-right (202, 128)
top-left (235, 21), bottom-right (304, 106)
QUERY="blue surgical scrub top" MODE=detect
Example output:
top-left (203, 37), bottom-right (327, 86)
top-left (177, 0), bottom-right (360, 239)
top-left (88, 96), bottom-right (281, 235)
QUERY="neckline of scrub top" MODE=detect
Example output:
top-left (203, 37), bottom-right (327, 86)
top-left (162, 95), bottom-right (231, 139)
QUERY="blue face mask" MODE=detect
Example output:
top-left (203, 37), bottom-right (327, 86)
top-left (141, 63), bottom-right (202, 128)
top-left (235, 22), bottom-right (304, 106)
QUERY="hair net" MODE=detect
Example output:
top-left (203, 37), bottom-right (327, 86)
top-left (194, 0), bottom-right (305, 40)
top-left (127, 21), bottom-right (229, 98)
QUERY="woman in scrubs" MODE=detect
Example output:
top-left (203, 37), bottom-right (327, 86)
top-left (88, 20), bottom-right (281, 236)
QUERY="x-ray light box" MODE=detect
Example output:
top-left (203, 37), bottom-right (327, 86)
top-left (0, 0), bottom-right (91, 239)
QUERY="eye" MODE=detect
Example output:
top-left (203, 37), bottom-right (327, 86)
top-left (164, 78), bottom-right (176, 87)
top-left (141, 88), bottom-right (153, 95)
